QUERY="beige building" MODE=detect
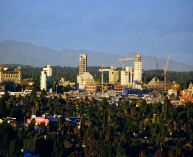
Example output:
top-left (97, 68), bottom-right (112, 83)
top-left (145, 77), bottom-right (172, 93)
top-left (77, 72), bottom-right (95, 90)
top-left (121, 66), bottom-right (133, 86)
top-left (0, 66), bottom-right (22, 84)
top-left (168, 89), bottom-right (177, 97)
top-left (180, 81), bottom-right (193, 98)
top-left (134, 54), bottom-right (142, 83)
top-left (109, 66), bottom-right (119, 84)
top-left (188, 81), bottom-right (193, 94)
top-left (58, 78), bottom-right (75, 88)
top-left (79, 54), bottom-right (87, 75)
top-left (85, 81), bottom-right (98, 94)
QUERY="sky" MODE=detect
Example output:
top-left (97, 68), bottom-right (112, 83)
top-left (0, 0), bottom-right (193, 65)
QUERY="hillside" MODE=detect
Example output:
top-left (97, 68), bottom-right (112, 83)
top-left (0, 40), bottom-right (193, 71)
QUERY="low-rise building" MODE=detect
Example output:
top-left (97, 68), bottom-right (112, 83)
top-left (58, 77), bottom-right (76, 88)
top-left (27, 116), bottom-right (49, 126)
top-left (85, 81), bottom-right (100, 94)
top-left (0, 66), bottom-right (22, 84)
top-left (168, 89), bottom-right (178, 98)
top-left (180, 81), bottom-right (193, 101)
top-left (144, 77), bottom-right (172, 93)
top-left (77, 72), bottom-right (95, 90)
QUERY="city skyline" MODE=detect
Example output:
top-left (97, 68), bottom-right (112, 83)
top-left (0, 0), bottom-right (193, 65)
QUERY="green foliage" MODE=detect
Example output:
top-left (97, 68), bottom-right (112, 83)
top-left (0, 92), bottom-right (193, 156)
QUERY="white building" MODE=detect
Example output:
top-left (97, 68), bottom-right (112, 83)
top-left (40, 71), bottom-right (47, 91)
top-left (77, 72), bottom-right (95, 90)
top-left (109, 66), bottom-right (119, 84)
top-left (79, 54), bottom-right (87, 75)
top-left (121, 66), bottom-right (133, 86)
top-left (43, 65), bottom-right (52, 82)
top-left (134, 54), bottom-right (142, 82)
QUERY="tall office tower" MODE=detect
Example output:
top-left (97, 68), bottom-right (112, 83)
top-left (43, 65), bottom-right (52, 82)
top-left (134, 54), bottom-right (142, 82)
top-left (79, 54), bottom-right (87, 75)
top-left (121, 66), bottom-right (133, 86)
top-left (40, 71), bottom-right (47, 91)
top-left (109, 66), bottom-right (119, 84)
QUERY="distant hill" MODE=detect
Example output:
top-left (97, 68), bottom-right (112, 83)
top-left (0, 40), bottom-right (193, 71)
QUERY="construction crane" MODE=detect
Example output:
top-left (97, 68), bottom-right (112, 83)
top-left (164, 54), bottom-right (170, 82)
top-left (154, 54), bottom-right (159, 76)
top-left (119, 57), bottom-right (134, 70)
top-left (99, 65), bottom-right (110, 94)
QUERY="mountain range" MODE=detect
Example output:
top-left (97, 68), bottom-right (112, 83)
top-left (0, 40), bottom-right (192, 72)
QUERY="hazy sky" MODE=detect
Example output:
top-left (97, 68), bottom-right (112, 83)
top-left (0, 0), bottom-right (193, 65)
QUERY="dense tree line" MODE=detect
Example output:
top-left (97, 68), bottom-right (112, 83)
top-left (2, 64), bottom-right (193, 87)
top-left (1, 90), bottom-right (193, 156)
top-left (19, 65), bottom-right (193, 86)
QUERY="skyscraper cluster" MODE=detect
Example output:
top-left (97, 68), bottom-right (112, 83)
top-left (77, 53), bottom-right (143, 92)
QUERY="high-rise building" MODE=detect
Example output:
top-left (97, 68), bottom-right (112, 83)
top-left (43, 65), bottom-right (52, 82)
top-left (121, 66), bottom-right (133, 86)
top-left (0, 66), bottom-right (22, 84)
top-left (134, 54), bottom-right (142, 82)
top-left (109, 66), bottom-right (119, 84)
top-left (79, 54), bottom-right (87, 75)
top-left (40, 71), bottom-right (47, 91)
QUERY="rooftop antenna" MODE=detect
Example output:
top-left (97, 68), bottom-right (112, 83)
top-left (164, 54), bottom-right (170, 82)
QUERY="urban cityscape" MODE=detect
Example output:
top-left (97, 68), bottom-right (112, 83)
top-left (1, 0), bottom-right (193, 157)
top-left (0, 52), bottom-right (193, 156)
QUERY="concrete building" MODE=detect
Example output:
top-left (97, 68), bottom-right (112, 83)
top-left (85, 81), bottom-right (98, 94)
top-left (109, 66), bottom-right (119, 84)
top-left (188, 81), bottom-right (193, 94)
top-left (168, 89), bottom-right (177, 98)
top-left (40, 71), bottom-right (47, 91)
top-left (79, 54), bottom-right (87, 75)
top-left (144, 77), bottom-right (172, 93)
top-left (180, 81), bottom-right (193, 99)
top-left (0, 66), bottom-right (22, 84)
top-left (134, 54), bottom-right (142, 83)
top-left (77, 72), bottom-right (95, 90)
top-left (121, 66), bottom-right (133, 86)
top-left (58, 77), bottom-right (76, 89)
top-left (43, 65), bottom-right (52, 82)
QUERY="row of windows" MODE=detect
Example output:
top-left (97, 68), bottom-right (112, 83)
top-left (3, 75), bottom-right (20, 78)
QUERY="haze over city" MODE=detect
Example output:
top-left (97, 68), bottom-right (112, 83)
top-left (0, 0), bottom-right (193, 66)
